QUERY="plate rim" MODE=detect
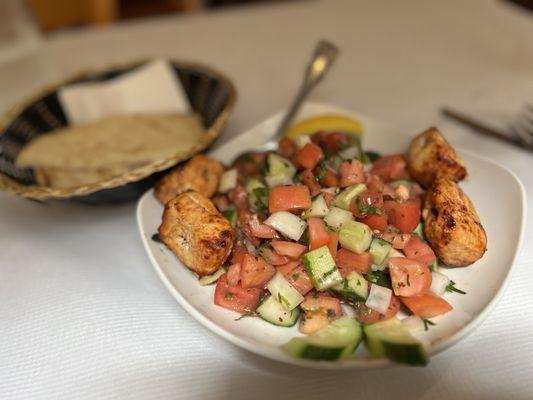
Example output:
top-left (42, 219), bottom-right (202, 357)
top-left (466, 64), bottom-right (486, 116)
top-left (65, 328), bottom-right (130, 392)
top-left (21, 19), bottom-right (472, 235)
top-left (136, 102), bottom-right (527, 369)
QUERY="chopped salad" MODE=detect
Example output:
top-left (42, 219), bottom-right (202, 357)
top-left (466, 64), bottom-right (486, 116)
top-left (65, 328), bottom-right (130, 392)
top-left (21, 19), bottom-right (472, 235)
top-left (156, 124), bottom-right (485, 366)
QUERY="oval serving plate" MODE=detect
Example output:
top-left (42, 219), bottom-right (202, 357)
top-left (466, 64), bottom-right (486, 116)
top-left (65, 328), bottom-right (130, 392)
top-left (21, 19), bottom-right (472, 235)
top-left (137, 102), bottom-right (526, 369)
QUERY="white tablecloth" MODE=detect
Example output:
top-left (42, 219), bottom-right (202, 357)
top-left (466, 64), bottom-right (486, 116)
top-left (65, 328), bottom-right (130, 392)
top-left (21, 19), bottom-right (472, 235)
top-left (1, 1), bottom-right (532, 399)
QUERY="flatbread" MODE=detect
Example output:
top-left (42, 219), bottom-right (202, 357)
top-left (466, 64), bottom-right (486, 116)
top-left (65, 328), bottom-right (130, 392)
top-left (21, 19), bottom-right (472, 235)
top-left (16, 113), bottom-right (206, 188)
top-left (16, 113), bottom-right (205, 169)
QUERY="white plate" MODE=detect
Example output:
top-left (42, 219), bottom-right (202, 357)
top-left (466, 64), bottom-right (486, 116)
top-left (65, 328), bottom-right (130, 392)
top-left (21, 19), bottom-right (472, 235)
top-left (136, 102), bottom-right (526, 369)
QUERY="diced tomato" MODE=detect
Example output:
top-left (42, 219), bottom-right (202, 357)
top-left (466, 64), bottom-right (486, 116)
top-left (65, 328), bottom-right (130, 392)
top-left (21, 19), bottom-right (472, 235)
top-left (353, 292), bottom-right (401, 324)
top-left (388, 257), bottom-right (432, 297)
top-left (322, 191), bottom-right (335, 207)
top-left (240, 254), bottom-right (276, 289)
top-left (278, 137), bottom-right (297, 158)
top-left (336, 248), bottom-right (373, 275)
top-left (296, 142), bottom-right (324, 170)
top-left (307, 217), bottom-right (330, 250)
top-left (214, 274), bottom-right (263, 314)
top-left (401, 293), bottom-right (453, 318)
top-left (301, 292), bottom-right (342, 316)
top-left (226, 263), bottom-right (241, 286)
top-left (281, 263), bottom-right (314, 295)
top-left (271, 240), bottom-right (307, 260)
top-left (379, 225), bottom-right (410, 249)
top-left (259, 246), bottom-right (289, 266)
top-left (403, 236), bottom-right (436, 266)
top-left (231, 251), bottom-right (246, 265)
top-left (300, 169), bottom-right (322, 196)
top-left (339, 159), bottom-right (365, 187)
top-left (231, 152), bottom-right (266, 179)
top-left (358, 214), bottom-right (388, 231)
top-left (383, 199), bottom-right (421, 233)
top-left (248, 214), bottom-right (278, 239)
top-left (276, 260), bottom-right (300, 276)
top-left (327, 231), bottom-right (338, 259)
top-left (320, 132), bottom-right (349, 153)
top-left (269, 185), bottom-right (312, 213)
top-left (320, 169), bottom-right (339, 187)
top-left (370, 154), bottom-right (410, 182)
top-left (350, 190), bottom-right (384, 218)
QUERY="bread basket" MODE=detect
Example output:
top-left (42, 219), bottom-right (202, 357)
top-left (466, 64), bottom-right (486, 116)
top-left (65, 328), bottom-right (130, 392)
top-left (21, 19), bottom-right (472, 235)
top-left (0, 59), bottom-right (236, 203)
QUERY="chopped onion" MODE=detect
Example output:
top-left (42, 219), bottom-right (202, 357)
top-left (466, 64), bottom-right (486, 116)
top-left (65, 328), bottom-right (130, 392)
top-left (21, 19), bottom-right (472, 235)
top-left (218, 168), bottom-right (238, 193)
top-left (371, 263), bottom-right (387, 272)
top-left (430, 271), bottom-right (450, 296)
top-left (264, 211), bottom-right (306, 241)
top-left (323, 206), bottom-right (354, 230)
top-left (265, 173), bottom-right (293, 188)
top-left (365, 284), bottom-right (392, 315)
top-left (198, 268), bottom-right (225, 286)
top-left (339, 145), bottom-right (359, 160)
top-left (321, 187), bottom-right (339, 195)
top-left (294, 135), bottom-right (311, 149)
top-left (401, 315), bottom-right (425, 334)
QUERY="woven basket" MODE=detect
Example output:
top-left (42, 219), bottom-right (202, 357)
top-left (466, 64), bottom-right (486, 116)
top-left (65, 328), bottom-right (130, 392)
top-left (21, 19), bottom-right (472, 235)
top-left (0, 59), bottom-right (236, 203)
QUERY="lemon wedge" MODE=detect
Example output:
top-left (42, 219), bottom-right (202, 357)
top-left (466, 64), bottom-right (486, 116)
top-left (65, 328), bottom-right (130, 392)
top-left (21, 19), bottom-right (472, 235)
top-left (285, 114), bottom-right (363, 139)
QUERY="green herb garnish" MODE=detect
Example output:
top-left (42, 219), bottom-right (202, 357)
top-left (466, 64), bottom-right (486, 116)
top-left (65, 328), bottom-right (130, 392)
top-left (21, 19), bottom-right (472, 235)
top-left (234, 309), bottom-right (255, 321)
top-left (278, 292), bottom-right (290, 307)
top-left (292, 273), bottom-right (300, 282)
top-left (225, 292), bottom-right (233, 300)
top-left (364, 272), bottom-right (379, 283)
top-left (446, 280), bottom-right (466, 295)
top-left (423, 319), bottom-right (436, 331)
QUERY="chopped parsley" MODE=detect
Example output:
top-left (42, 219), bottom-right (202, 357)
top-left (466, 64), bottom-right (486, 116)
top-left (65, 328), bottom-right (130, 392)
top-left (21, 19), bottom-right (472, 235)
top-left (446, 280), bottom-right (466, 295)
top-left (225, 292), bottom-right (233, 300)
top-left (322, 268), bottom-right (336, 279)
top-left (292, 273), bottom-right (300, 282)
top-left (364, 272), bottom-right (379, 283)
top-left (356, 197), bottom-right (382, 216)
top-left (253, 187), bottom-right (269, 211)
top-left (234, 309), bottom-right (255, 321)
top-left (423, 319), bottom-right (436, 331)
top-left (315, 159), bottom-right (328, 181)
top-left (311, 292), bottom-right (318, 299)
top-left (278, 292), bottom-right (290, 307)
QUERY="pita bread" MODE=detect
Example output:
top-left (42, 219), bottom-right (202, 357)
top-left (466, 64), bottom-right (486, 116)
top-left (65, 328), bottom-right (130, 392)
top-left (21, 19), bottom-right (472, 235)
top-left (16, 113), bottom-right (206, 188)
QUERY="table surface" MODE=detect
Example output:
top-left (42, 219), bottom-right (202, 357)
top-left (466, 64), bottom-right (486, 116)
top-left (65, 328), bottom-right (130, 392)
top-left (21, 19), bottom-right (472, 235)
top-left (1, 0), bottom-right (533, 399)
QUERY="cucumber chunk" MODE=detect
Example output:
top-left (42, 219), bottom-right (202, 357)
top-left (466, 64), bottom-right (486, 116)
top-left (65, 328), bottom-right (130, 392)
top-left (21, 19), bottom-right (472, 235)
top-left (338, 221), bottom-right (372, 254)
top-left (245, 178), bottom-right (267, 210)
top-left (257, 295), bottom-right (301, 327)
top-left (284, 317), bottom-right (363, 361)
top-left (302, 246), bottom-right (343, 291)
top-left (266, 272), bottom-right (304, 311)
top-left (323, 206), bottom-right (354, 230)
top-left (331, 271), bottom-right (368, 301)
top-left (364, 317), bottom-right (428, 366)
top-left (389, 179), bottom-right (413, 188)
top-left (369, 237), bottom-right (392, 266)
top-left (333, 183), bottom-right (367, 210)
top-left (302, 194), bottom-right (329, 219)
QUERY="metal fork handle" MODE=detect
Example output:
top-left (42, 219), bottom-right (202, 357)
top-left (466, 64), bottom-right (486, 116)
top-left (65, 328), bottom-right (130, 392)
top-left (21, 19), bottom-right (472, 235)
top-left (274, 40), bottom-right (339, 139)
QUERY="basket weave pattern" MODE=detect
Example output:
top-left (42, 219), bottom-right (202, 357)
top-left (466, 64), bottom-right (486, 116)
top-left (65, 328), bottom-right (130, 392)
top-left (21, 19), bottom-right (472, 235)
top-left (0, 60), bottom-right (236, 200)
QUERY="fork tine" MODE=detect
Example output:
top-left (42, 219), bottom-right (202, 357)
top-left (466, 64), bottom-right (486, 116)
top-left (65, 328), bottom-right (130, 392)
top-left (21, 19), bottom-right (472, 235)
top-left (510, 118), bottom-right (533, 147)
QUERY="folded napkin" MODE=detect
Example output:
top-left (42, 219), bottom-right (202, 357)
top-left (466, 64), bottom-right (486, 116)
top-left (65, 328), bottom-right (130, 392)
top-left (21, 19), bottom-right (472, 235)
top-left (58, 59), bottom-right (191, 124)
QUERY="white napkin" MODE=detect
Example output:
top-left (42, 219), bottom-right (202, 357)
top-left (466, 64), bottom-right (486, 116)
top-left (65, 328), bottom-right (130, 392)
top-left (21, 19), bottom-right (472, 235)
top-left (58, 59), bottom-right (191, 125)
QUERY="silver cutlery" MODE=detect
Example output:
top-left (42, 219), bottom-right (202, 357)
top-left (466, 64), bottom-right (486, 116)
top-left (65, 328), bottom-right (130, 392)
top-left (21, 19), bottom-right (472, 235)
top-left (274, 40), bottom-right (339, 139)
